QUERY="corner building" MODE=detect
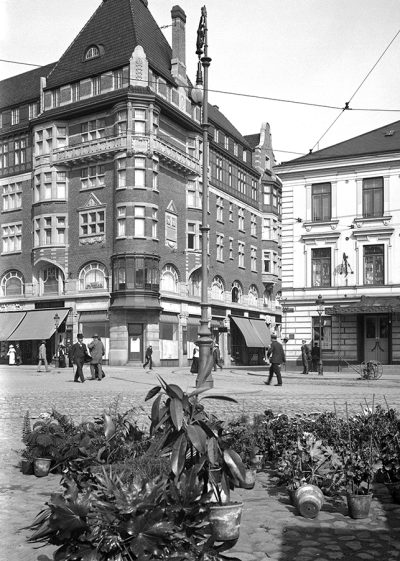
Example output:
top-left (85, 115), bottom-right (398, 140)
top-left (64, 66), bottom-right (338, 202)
top-left (0, 0), bottom-right (282, 366)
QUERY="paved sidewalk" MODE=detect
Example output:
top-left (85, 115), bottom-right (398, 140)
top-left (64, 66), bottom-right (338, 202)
top-left (1, 364), bottom-right (400, 560)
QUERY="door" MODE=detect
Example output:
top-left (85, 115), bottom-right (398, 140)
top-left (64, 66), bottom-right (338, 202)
top-left (128, 323), bottom-right (143, 362)
top-left (364, 315), bottom-right (389, 364)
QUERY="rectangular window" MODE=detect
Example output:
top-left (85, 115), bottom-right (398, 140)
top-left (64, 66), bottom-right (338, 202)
top-left (166, 212), bottom-right (177, 248)
top-left (262, 218), bottom-right (270, 240)
top-left (312, 183), bottom-right (331, 222)
top-left (152, 158), bottom-right (159, 190)
top-left (117, 158), bottom-right (126, 188)
top-left (251, 213), bottom-right (257, 236)
top-left (228, 164), bottom-right (232, 187)
top-left (81, 165), bottom-right (105, 189)
top-left (363, 244), bottom-right (384, 285)
top-left (216, 196), bottom-right (223, 221)
top-left (33, 215), bottom-right (66, 247)
top-left (238, 208), bottom-right (245, 231)
top-left (80, 210), bottom-right (105, 237)
top-left (363, 177), bottom-right (383, 218)
top-left (312, 248), bottom-right (331, 287)
top-left (134, 109), bottom-right (146, 135)
top-left (233, 142), bottom-right (238, 157)
top-left (2, 182), bottom-right (22, 211)
top-left (214, 129), bottom-right (219, 143)
top-left (263, 250), bottom-right (271, 273)
top-left (187, 179), bottom-right (202, 209)
top-left (312, 316), bottom-right (332, 351)
top-left (2, 223), bottom-right (22, 253)
top-left (152, 208), bottom-right (158, 238)
top-left (56, 217), bottom-right (66, 244)
top-left (134, 206), bottom-right (145, 237)
top-left (224, 136), bottom-right (229, 150)
top-left (11, 108), bottom-right (20, 125)
top-left (81, 118), bottom-right (105, 142)
top-left (229, 238), bottom-right (233, 259)
top-left (187, 222), bottom-right (200, 250)
top-left (216, 234), bottom-right (224, 261)
top-left (251, 179), bottom-right (257, 200)
top-left (117, 207), bottom-right (126, 237)
top-left (242, 150), bottom-right (247, 163)
top-left (238, 171), bottom-right (246, 194)
top-left (116, 110), bottom-right (127, 135)
top-left (251, 246), bottom-right (257, 271)
top-left (56, 171), bottom-right (66, 198)
top-left (29, 102), bottom-right (39, 120)
top-left (216, 156), bottom-right (223, 181)
top-left (134, 157), bottom-right (146, 187)
top-left (238, 241), bottom-right (245, 268)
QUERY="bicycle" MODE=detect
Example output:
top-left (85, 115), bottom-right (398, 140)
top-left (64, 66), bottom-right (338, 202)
top-left (337, 354), bottom-right (383, 380)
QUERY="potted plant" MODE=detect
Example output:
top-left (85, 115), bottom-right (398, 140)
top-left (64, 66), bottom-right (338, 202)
top-left (145, 377), bottom-right (253, 541)
top-left (375, 407), bottom-right (400, 503)
top-left (23, 414), bottom-right (65, 476)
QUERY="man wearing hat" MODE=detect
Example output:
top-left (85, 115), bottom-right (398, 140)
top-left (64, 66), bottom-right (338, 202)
top-left (265, 334), bottom-right (285, 386)
top-left (37, 340), bottom-right (50, 372)
top-left (70, 334), bottom-right (88, 383)
top-left (212, 342), bottom-right (223, 371)
top-left (301, 339), bottom-right (311, 375)
top-left (88, 334), bottom-right (105, 380)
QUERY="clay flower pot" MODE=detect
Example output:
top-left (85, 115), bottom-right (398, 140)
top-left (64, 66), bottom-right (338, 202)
top-left (295, 484), bottom-right (324, 519)
top-left (346, 492), bottom-right (372, 519)
top-left (209, 501), bottom-right (243, 541)
top-left (33, 458), bottom-right (52, 477)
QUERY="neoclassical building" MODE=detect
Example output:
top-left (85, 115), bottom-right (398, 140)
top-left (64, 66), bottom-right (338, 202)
top-left (0, 0), bottom-right (282, 366)
top-left (276, 120), bottom-right (400, 368)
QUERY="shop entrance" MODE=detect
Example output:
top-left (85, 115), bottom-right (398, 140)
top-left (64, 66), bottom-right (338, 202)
top-left (364, 315), bottom-right (389, 364)
top-left (128, 323), bottom-right (143, 362)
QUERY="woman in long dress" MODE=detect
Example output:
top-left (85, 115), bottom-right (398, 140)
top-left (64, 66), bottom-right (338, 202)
top-left (7, 345), bottom-right (16, 365)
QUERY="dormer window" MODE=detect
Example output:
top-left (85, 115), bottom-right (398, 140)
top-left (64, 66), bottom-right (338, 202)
top-left (85, 45), bottom-right (100, 60)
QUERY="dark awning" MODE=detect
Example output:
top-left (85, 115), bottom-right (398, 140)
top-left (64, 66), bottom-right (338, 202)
top-left (8, 308), bottom-right (69, 340)
top-left (326, 295), bottom-right (400, 316)
top-left (0, 312), bottom-right (25, 341)
top-left (231, 316), bottom-right (267, 348)
top-left (250, 319), bottom-right (271, 347)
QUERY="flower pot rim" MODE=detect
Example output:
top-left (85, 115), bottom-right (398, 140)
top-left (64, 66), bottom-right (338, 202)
top-left (209, 500), bottom-right (243, 510)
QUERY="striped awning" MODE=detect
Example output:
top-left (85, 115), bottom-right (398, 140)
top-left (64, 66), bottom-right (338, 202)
top-left (8, 308), bottom-right (69, 340)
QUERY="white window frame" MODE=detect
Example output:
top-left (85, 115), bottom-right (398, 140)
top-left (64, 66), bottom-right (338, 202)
top-left (79, 209), bottom-right (105, 238)
top-left (238, 241), bottom-right (245, 268)
top-left (2, 222), bottom-right (22, 254)
top-left (2, 181), bottom-right (22, 211)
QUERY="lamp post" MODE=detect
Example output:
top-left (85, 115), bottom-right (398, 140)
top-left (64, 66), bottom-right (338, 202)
top-left (316, 295), bottom-right (324, 376)
top-left (53, 313), bottom-right (60, 368)
top-left (192, 6), bottom-right (213, 388)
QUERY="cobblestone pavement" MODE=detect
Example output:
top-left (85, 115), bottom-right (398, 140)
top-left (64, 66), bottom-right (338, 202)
top-left (1, 364), bottom-right (400, 561)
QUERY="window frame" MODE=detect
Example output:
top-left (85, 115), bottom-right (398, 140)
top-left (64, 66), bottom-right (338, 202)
top-left (311, 182), bottom-right (332, 222)
top-left (311, 247), bottom-right (331, 287)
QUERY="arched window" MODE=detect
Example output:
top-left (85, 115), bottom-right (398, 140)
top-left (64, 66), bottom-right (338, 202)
top-left (231, 280), bottom-right (243, 303)
top-left (79, 262), bottom-right (108, 291)
top-left (211, 276), bottom-right (224, 301)
top-left (188, 269), bottom-right (202, 297)
top-left (43, 266), bottom-right (64, 294)
top-left (160, 264), bottom-right (179, 293)
top-left (248, 284), bottom-right (259, 306)
top-left (85, 45), bottom-right (100, 60)
top-left (1, 270), bottom-right (24, 297)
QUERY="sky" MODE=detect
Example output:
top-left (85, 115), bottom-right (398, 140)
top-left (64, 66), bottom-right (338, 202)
top-left (1, 0), bottom-right (400, 163)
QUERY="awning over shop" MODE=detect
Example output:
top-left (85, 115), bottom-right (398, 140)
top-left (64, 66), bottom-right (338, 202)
top-left (326, 295), bottom-right (400, 316)
top-left (250, 319), bottom-right (271, 347)
top-left (0, 312), bottom-right (25, 341)
top-left (8, 308), bottom-right (69, 341)
top-left (231, 316), bottom-right (268, 348)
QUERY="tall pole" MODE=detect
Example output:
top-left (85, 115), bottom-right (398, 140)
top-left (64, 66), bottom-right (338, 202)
top-left (195, 6), bottom-right (213, 388)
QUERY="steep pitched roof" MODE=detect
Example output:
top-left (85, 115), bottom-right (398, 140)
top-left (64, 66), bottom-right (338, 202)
top-left (244, 133), bottom-right (261, 149)
top-left (46, 0), bottom-right (174, 89)
top-left (282, 120), bottom-right (400, 166)
top-left (0, 63), bottom-right (55, 109)
top-left (208, 104), bottom-right (252, 148)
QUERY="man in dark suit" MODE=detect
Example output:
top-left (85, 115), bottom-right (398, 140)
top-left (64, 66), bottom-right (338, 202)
top-left (70, 333), bottom-right (88, 383)
top-left (265, 334), bottom-right (286, 386)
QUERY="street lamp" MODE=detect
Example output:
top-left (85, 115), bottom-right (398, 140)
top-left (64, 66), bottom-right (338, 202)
top-left (193, 6), bottom-right (213, 388)
top-left (53, 313), bottom-right (60, 368)
top-left (316, 295), bottom-right (324, 376)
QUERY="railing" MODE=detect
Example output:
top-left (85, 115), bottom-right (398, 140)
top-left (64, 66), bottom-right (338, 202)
top-left (52, 136), bottom-right (127, 164)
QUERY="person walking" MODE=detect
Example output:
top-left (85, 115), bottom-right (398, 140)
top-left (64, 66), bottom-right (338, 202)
top-left (15, 343), bottom-right (22, 366)
top-left (37, 340), bottom-right (50, 372)
top-left (190, 347), bottom-right (199, 374)
top-left (265, 334), bottom-right (286, 386)
top-left (212, 343), bottom-right (223, 371)
top-left (143, 345), bottom-right (153, 370)
top-left (7, 344), bottom-right (16, 365)
top-left (301, 339), bottom-right (311, 374)
top-left (311, 343), bottom-right (320, 372)
top-left (70, 334), bottom-right (88, 383)
top-left (88, 334), bottom-right (105, 380)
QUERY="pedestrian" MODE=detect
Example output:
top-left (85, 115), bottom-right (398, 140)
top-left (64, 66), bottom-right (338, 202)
top-left (69, 333), bottom-right (88, 383)
top-left (190, 347), bottom-right (199, 374)
top-left (88, 334), bottom-right (105, 380)
top-left (143, 345), bottom-right (153, 370)
top-left (301, 339), bottom-right (311, 374)
top-left (311, 342), bottom-right (320, 372)
top-left (37, 340), bottom-right (50, 372)
top-left (58, 344), bottom-right (66, 368)
top-left (212, 343), bottom-right (223, 371)
top-left (15, 343), bottom-right (22, 366)
top-left (264, 334), bottom-right (286, 386)
top-left (7, 344), bottom-right (16, 365)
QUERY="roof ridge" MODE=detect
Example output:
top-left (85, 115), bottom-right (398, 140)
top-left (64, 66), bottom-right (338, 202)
top-left (128, 0), bottom-right (139, 51)
top-left (47, 0), bottom-right (103, 84)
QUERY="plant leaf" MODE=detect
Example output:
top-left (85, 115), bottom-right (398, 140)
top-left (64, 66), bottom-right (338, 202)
top-left (145, 385), bottom-right (161, 402)
top-left (164, 383), bottom-right (184, 400)
top-left (224, 448), bottom-right (246, 483)
top-left (186, 425), bottom-right (207, 454)
top-left (202, 395), bottom-right (238, 403)
top-left (171, 433), bottom-right (187, 477)
top-left (170, 398), bottom-right (184, 431)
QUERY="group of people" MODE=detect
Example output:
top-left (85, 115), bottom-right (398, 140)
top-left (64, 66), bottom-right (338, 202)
top-left (69, 333), bottom-right (105, 383)
top-left (190, 342), bottom-right (223, 374)
top-left (6, 343), bottom-right (22, 366)
top-left (301, 340), bottom-right (321, 374)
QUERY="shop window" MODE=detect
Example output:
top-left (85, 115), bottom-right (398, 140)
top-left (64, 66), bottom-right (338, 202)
top-left (312, 248), bottom-right (331, 287)
top-left (363, 244), bottom-right (384, 285)
top-left (312, 316), bottom-right (332, 350)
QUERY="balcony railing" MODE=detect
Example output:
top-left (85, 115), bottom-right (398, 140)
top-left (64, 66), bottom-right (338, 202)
top-left (51, 134), bottom-right (201, 175)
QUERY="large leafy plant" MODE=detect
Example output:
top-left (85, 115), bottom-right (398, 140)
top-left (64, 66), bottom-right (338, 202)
top-left (145, 377), bottom-right (249, 503)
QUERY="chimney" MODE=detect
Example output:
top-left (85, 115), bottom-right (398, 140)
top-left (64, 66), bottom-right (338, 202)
top-left (171, 5), bottom-right (187, 84)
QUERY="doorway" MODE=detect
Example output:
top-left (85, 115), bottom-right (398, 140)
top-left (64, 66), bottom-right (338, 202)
top-left (128, 323), bottom-right (143, 362)
top-left (364, 315), bottom-right (389, 364)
